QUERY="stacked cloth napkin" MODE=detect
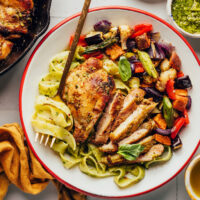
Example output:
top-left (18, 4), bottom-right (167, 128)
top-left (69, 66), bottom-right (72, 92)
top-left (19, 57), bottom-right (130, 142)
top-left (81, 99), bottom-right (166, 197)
top-left (0, 123), bottom-right (86, 200)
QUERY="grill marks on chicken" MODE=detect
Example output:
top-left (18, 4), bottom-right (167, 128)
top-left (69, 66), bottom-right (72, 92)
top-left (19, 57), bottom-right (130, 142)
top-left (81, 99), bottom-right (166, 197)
top-left (111, 88), bottom-right (145, 131)
top-left (63, 58), bottom-right (115, 143)
top-left (93, 90), bottom-right (125, 145)
top-left (110, 99), bottom-right (157, 142)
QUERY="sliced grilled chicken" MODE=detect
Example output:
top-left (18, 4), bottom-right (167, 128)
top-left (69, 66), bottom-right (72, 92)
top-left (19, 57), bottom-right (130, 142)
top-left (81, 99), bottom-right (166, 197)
top-left (99, 141), bottom-right (118, 153)
top-left (102, 144), bottom-right (164, 166)
top-left (0, 34), bottom-right (13, 60)
top-left (135, 144), bottom-right (164, 162)
top-left (137, 135), bottom-right (156, 153)
top-left (119, 120), bottom-right (155, 146)
top-left (111, 88), bottom-right (145, 131)
top-left (110, 99), bottom-right (157, 142)
top-left (63, 58), bottom-right (115, 143)
top-left (92, 90), bottom-right (125, 145)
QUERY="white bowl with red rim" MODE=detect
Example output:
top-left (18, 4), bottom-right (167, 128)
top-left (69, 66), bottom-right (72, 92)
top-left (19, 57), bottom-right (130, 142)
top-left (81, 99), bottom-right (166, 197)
top-left (19, 6), bottom-right (200, 198)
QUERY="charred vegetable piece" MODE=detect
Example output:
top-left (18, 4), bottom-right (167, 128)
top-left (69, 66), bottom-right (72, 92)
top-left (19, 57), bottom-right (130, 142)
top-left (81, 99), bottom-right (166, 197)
top-left (186, 96), bottom-right (192, 110)
top-left (153, 114), bottom-right (167, 130)
top-left (126, 38), bottom-right (136, 51)
top-left (154, 134), bottom-right (171, 146)
top-left (172, 94), bottom-right (188, 112)
top-left (160, 59), bottom-right (170, 72)
top-left (157, 42), bottom-right (175, 58)
top-left (128, 77), bottom-right (140, 88)
top-left (131, 24), bottom-right (153, 38)
top-left (175, 75), bottom-right (192, 89)
top-left (83, 37), bottom-right (119, 54)
top-left (94, 20), bottom-right (111, 33)
top-left (150, 32), bottom-right (161, 42)
top-left (118, 56), bottom-right (132, 82)
top-left (135, 33), bottom-right (151, 50)
top-left (85, 32), bottom-right (104, 45)
top-left (148, 42), bottom-right (165, 60)
top-left (138, 51), bottom-right (158, 79)
top-left (106, 43), bottom-right (125, 60)
top-left (119, 25), bottom-right (133, 50)
top-left (166, 80), bottom-right (176, 100)
top-left (155, 128), bottom-right (171, 136)
top-left (172, 135), bottom-right (182, 150)
top-left (163, 96), bottom-right (174, 128)
top-left (141, 87), bottom-right (163, 102)
top-left (169, 51), bottom-right (181, 71)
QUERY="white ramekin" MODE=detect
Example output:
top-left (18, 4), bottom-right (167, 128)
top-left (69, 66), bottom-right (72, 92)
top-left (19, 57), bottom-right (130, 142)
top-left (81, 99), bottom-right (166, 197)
top-left (167, 0), bottom-right (200, 39)
top-left (185, 154), bottom-right (200, 200)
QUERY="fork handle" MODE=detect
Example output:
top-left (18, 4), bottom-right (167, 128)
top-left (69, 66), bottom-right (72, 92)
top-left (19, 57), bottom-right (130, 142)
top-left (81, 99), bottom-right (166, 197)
top-left (57, 0), bottom-right (91, 97)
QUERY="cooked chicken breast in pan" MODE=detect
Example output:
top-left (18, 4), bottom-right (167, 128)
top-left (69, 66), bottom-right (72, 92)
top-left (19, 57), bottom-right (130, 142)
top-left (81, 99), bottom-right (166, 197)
top-left (0, 34), bottom-right (13, 60)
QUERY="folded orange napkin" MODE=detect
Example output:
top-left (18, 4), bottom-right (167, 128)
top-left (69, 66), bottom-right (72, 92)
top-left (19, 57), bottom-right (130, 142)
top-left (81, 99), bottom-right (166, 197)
top-left (0, 123), bottom-right (86, 200)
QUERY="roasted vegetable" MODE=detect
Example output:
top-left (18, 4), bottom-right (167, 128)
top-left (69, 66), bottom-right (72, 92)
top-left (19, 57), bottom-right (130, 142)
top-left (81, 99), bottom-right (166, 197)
top-left (138, 51), bottom-right (158, 79)
top-left (94, 20), bottom-right (111, 33)
top-left (106, 43), bottom-right (125, 60)
top-left (128, 77), bottom-right (140, 88)
top-left (103, 27), bottom-right (118, 39)
top-left (169, 51), bottom-right (181, 71)
top-left (135, 33), bottom-right (151, 50)
top-left (118, 56), bottom-right (132, 82)
top-left (175, 75), bottom-right (192, 89)
top-left (142, 87), bottom-right (163, 102)
top-left (166, 79), bottom-right (176, 100)
top-left (150, 32), bottom-right (161, 42)
top-left (157, 42), bottom-right (175, 58)
top-left (148, 42), bottom-right (165, 60)
top-left (83, 37), bottom-right (119, 54)
top-left (126, 38), bottom-right (136, 51)
top-left (163, 96), bottom-right (174, 128)
top-left (85, 31), bottom-right (104, 45)
top-left (156, 68), bottom-right (177, 92)
top-left (134, 62), bottom-right (145, 73)
top-left (155, 128), bottom-right (171, 136)
top-left (119, 25), bottom-right (133, 50)
top-left (153, 114), bottom-right (167, 130)
top-left (186, 96), bottom-right (192, 110)
top-left (171, 117), bottom-right (185, 139)
top-left (131, 24), bottom-right (153, 38)
top-left (160, 58), bottom-right (170, 72)
top-left (172, 95), bottom-right (188, 112)
top-left (154, 134), bottom-right (171, 146)
top-left (172, 135), bottom-right (182, 150)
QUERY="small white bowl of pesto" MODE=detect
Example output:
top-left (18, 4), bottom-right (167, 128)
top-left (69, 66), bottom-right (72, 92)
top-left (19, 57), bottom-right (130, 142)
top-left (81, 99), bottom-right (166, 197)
top-left (167, 0), bottom-right (200, 38)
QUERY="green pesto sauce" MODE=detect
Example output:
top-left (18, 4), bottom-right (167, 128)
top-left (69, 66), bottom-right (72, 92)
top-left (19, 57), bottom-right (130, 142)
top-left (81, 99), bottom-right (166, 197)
top-left (172, 0), bottom-right (200, 34)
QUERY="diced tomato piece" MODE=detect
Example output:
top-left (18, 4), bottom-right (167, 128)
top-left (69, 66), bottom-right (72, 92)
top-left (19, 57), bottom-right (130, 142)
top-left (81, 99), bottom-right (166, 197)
top-left (134, 62), bottom-right (145, 73)
top-left (69, 35), bottom-right (87, 47)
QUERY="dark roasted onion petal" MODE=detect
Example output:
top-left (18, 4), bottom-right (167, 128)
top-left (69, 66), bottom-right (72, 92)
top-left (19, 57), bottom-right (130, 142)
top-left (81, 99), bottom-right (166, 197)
top-left (172, 135), bottom-right (182, 150)
top-left (155, 128), bottom-right (171, 136)
top-left (175, 75), bottom-right (192, 89)
top-left (126, 38), bottom-right (136, 51)
top-left (94, 20), bottom-right (112, 33)
top-left (142, 87), bottom-right (163, 102)
top-left (186, 96), bottom-right (192, 110)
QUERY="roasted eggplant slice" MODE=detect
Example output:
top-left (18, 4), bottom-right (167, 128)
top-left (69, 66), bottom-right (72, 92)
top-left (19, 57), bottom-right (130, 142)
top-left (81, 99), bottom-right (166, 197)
top-left (85, 31), bottom-right (104, 45)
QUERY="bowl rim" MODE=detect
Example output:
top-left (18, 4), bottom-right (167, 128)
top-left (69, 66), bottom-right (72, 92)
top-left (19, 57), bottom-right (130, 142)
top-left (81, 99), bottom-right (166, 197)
top-left (166, 0), bottom-right (200, 39)
top-left (19, 6), bottom-right (200, 199)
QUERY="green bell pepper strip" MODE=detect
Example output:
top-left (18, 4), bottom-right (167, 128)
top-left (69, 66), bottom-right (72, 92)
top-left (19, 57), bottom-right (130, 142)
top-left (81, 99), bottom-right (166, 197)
top-left (138, 51), bottom-right (158, 79)
top-left (163, 96), bottom-right (174, 128)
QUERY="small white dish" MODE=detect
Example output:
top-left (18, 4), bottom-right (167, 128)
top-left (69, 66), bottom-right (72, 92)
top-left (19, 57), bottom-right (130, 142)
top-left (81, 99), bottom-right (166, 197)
top-left (167, 0), bottom-right (200, 39)
top-left (185, 154), bottom-right (200, 200)
top-left (19, 6), bottom-right (200, 198)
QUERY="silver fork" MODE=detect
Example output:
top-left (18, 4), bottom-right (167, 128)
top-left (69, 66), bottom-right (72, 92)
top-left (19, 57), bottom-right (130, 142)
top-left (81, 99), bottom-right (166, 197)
top-left (35, 133), bottom-right (56, 148)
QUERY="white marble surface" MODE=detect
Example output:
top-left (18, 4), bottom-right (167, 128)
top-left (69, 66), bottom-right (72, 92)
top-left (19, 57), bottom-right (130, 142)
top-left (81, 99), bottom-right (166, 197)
top-left (0, 0), bottom-right (199, 199)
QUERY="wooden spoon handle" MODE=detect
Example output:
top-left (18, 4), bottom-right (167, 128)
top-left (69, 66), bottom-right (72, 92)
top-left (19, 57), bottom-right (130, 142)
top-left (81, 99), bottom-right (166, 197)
top-left (57, 0), bottom-right (91, 96)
